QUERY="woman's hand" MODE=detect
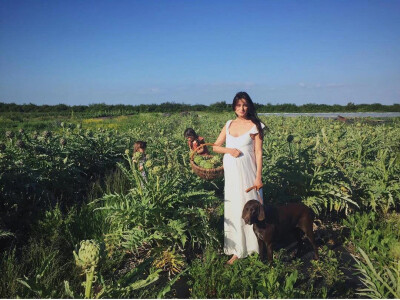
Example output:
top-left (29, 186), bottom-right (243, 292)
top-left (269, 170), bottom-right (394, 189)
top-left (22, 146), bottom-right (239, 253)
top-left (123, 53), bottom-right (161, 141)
top-left (253, 178), bottom-right (263, 190)
top-left (229, 148), bottom-right (242, 158)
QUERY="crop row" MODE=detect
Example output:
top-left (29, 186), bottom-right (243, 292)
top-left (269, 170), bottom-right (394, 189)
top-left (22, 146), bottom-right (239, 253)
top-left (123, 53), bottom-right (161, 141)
top-left (0, 113), bottom-right (399, 298)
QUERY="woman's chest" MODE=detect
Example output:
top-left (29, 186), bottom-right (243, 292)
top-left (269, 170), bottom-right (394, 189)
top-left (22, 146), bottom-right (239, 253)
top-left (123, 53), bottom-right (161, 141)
top-left (228, 122), bottom-right (254, 137)
top-left (226, 134), bottom-right (254, 148)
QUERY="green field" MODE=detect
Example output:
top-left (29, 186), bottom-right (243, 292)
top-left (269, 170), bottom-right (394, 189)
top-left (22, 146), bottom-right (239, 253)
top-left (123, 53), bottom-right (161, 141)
top-left (1, 112), bottom-right (399, 298)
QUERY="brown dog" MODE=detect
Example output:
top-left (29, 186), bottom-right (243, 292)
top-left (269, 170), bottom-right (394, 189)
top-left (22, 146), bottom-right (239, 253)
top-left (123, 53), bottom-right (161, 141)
top-left (242, 200), bottom-right (319, 263)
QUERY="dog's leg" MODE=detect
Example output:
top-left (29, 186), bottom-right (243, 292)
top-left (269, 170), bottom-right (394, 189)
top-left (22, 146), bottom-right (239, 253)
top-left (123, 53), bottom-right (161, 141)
top-left (266, 243), bottom-right (274, 263)
top-left (258, 238), bottom-right (266, 262)
top-left (294, 228), bottom-right (305, 257)
top-left (303, 223), bottom-right (319, 260)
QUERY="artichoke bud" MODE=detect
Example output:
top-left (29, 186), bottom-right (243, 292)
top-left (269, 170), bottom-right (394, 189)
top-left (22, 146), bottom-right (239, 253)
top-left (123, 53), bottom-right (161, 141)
top-left (16, 140), bottom-right (25, 149)
top-left (133, 151), bottom-right (142, 160)
top-left (42, 130), bottom-right (52, 138)
top-left (152, 166), bottom-right (162, 175)
top-left (74, 240), bottom-right (100, 271)
top-left (5, 131), bottom-right (14, 138)
top-left (145, 160), bottom-right (153, 168)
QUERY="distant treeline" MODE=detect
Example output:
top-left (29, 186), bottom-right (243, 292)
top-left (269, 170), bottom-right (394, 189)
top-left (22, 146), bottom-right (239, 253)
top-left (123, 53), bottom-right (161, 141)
top-left (1, 101), bottom-right (399, 117)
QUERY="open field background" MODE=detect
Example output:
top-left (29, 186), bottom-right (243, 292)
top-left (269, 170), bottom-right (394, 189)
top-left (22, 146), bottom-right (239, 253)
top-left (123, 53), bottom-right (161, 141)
top-left (1, 112), bottom-right (399, 298)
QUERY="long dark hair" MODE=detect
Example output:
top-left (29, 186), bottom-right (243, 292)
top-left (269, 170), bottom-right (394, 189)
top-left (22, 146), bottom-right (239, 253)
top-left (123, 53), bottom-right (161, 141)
top-left (232, 91), bottom-right (265, 140)
top-left (184, 128), bottom-right (201, 148)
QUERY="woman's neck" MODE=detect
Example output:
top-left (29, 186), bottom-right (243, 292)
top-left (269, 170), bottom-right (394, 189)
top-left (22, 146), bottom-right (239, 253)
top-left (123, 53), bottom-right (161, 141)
top-left (236, 116), bottom-right (250, 122)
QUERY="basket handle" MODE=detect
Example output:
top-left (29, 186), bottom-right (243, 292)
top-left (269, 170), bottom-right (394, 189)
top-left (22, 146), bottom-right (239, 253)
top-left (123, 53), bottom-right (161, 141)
top-left (189, 143), bottom-right (216, 161)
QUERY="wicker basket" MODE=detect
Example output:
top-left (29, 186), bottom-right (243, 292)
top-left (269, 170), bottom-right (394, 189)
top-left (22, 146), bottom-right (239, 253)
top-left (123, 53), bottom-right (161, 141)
top-left (190, 143), bottom-right (224, 180)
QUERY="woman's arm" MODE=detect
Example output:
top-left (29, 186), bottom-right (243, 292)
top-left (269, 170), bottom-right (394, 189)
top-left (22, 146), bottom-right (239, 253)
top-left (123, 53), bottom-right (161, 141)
top-left (212, 125), bottom-right (241, 157)
top-left (254, 133), bottom-right (263, 187)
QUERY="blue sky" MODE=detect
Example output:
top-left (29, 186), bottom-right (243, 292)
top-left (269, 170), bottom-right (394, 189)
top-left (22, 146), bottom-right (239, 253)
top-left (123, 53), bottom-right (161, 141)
top-left (0, 0), bottom-right (399, 106)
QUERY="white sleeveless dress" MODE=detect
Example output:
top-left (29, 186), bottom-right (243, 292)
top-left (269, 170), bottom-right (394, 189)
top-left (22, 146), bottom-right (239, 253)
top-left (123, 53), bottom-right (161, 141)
top-left (223, 120), bottom-right (265, 258)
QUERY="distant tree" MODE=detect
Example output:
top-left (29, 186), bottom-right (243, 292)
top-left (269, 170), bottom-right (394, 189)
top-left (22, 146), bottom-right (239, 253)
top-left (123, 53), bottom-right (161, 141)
top-left (0, 101), bottom-right (399, 114)
top-left (264, 103), bottom-right (278, 112)
top-left (209, 101), bottom-right (229, 112)
top-left (346, 102), bottom-right (356, 111)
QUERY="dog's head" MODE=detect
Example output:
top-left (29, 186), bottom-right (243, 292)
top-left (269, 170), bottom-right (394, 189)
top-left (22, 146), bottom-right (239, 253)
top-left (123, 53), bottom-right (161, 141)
top-left (242, 200), bottom-right (265, 225)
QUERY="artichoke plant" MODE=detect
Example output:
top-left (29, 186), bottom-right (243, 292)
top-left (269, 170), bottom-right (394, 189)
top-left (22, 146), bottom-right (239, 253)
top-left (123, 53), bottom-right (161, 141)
top-left (73, 240), bottom-right (101, 298)
top-left (74, 240), bottom-right (100, 271)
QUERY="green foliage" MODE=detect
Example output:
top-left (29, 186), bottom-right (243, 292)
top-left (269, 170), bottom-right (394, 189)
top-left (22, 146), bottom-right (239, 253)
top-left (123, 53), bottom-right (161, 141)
top-left (0, 125), bottom-right (130, 235)
top-left (352, 247), bottom-right (400, 298)
top-left (1, 112), bottom-right (400, 299)
top-left (14, 238), bottom-right (73, 298)
top-left (0, 248), bottom-right (23, 298)
top-left (262, 116), bottom-right (400, 214)
top-left (306, 246), bottom-right (346, 298)
top-left (345, 211), bottom-right (400, 298)
top-left (91, 154), bottom-right (220, 254)
top-left (189, 247), bottom-right (305, 298)
top-left (344, 212), bottom-right (400, 263)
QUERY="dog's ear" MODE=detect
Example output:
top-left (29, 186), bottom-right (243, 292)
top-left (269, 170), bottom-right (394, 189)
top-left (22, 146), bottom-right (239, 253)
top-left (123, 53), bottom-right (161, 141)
top-left (257, 202), bottom-right (265, 221)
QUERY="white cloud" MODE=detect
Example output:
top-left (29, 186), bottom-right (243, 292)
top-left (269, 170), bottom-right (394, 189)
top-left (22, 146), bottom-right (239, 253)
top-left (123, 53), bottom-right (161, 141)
top-left (298, 82), bottom-right (346, 89)
top-left (137, 87), bottom-right (161, 95)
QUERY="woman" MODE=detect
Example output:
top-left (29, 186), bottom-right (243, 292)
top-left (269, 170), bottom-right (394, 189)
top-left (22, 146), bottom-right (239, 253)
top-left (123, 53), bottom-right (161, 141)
top-left (213, 91), bottom-right (265, 265)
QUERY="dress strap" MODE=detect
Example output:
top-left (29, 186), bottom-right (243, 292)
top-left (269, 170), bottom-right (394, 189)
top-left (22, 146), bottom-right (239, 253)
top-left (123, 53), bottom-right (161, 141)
top-left (225, 120), bottom-right (232, 134)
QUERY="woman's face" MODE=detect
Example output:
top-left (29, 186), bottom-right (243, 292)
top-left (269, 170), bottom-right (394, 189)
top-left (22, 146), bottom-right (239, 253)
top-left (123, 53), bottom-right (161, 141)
top-left (187, 136), bottom-right (194, 142)
top-left (235, 99), bottom-right (248, 118)
top-left (137, 148), bottom-right (145, 153)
